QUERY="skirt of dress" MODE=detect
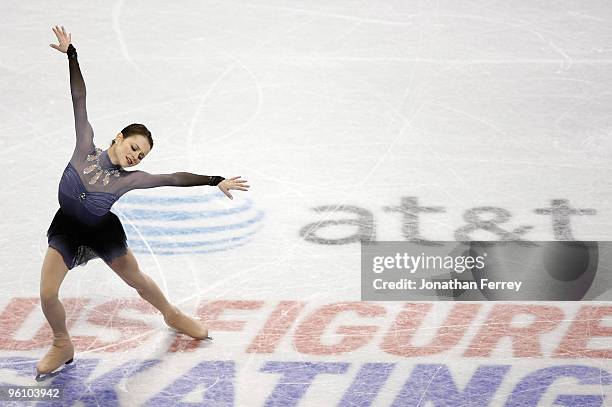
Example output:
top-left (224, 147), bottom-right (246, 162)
top-left (47, 208), bottom-right (128, 270)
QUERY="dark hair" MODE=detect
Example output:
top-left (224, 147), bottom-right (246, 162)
top-left (111, 123), bottom-right (154, 149)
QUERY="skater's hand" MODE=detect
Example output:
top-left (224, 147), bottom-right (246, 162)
top-left (218, 176), bottom-right (250, 200)
top-left (49, 25), bottom-right (71, 53)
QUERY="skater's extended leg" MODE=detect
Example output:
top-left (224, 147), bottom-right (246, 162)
top-left (37, 247), bottom-right (74, 375)
top-left (106, 249), bottom-right (174, 315)
top-left (107, 249), bottom-right (208, 339)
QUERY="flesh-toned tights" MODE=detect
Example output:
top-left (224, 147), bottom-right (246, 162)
top-left (39, 247), bottom-right (176, 339)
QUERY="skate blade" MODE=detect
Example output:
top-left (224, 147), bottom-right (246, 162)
top-left (34, 358), bottom-right (75, 382)
top-left (166, 326), bottom-right (213, 341)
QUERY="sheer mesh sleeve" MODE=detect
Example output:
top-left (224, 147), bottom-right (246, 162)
top-left (68, 45), bottom-right (94, 160)
top-left (118, 170), bottom-right (222, 195)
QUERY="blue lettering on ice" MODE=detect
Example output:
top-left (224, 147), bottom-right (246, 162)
top-left (261, 361), bottom-right (349, 406)
top-left (2, 358), bottom-right (610, 406)
top-left (144, 360), bottom-right (235, 406)
top-left (40, 359), bottom-right (160, 407)
top-left (0, 356), bottom-right (38, 378)
top-left (391, 364), bottom-right (510, 407)
top-left (505, 365), bottom-right (612, 407)
top-left (0, 357), bottom-right (159, 407)
top-left (338, 363), bottom-right (395, 407)
top-left (554, 395), bottom-right (608, 406)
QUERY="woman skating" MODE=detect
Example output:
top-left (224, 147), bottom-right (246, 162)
top-left (37, 25), bottom-right (250, 378)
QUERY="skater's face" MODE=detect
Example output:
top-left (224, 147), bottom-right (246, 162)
top-left (114, 133), bottom-right (151, 167)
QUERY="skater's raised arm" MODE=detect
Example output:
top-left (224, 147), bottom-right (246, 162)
top-left (125, 171), bottom-right (249, 200)
top-left (50, 25), bottom-right (94, 154)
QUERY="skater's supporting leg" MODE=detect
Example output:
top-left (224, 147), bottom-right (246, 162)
top-left (37, 247), bottom-right (74, 375)
top-left (106, 249), bottom-right (208, 339)
top-left (39, 247), bottom-right (70, 335)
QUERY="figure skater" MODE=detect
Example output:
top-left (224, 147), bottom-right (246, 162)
top-left (37, 25), bottom-right (250, 377)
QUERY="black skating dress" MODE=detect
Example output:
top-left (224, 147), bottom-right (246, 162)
top-left (47, 45), bottom-right (225, 270)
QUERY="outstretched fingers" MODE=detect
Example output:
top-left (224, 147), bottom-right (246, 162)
top-left (51, 25), bottom-right (70, 42)
top-left (50, 25), bottom-right (71, 53)
top-left (217, 176), bottom-right (250, 200)
top-left (230, 180), bottom-right (250, 191)
top-left (224, 176), bottom-right (250, 189)
top-left (52, 26), bottom-right (62, 40)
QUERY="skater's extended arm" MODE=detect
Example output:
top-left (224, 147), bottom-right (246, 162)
top-left (50, 26), bottom-right (94, 154)
top-left (127, 171), bottom-right (225, 189)
top-left (124, 171), bottom-right (249, 200)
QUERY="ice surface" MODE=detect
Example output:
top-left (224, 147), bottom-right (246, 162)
top-left (1, 1), bottom-right (611, 405)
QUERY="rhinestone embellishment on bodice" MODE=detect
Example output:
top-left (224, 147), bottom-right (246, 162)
top-left (83, 148), bottom-right (120, 186)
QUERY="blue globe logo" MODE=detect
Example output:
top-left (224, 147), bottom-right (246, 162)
top-left (113, 192), bottom-right (264, 255)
